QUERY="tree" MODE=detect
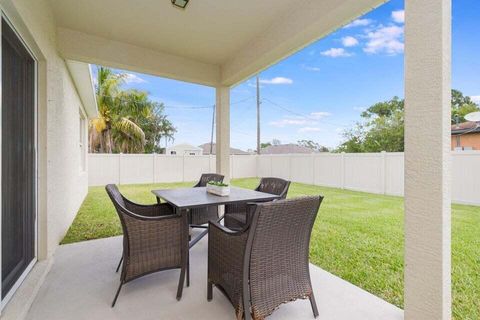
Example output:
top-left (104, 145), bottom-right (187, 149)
top-left (336, 90), bottom-right (479, 153)
top-left (272, 139), bottom-right (282, 146)
top-left (261, 139), bottom-right (281, 149)
top-left (297, 140), bottom-right (329, 152)
top-left (451, 89), bottom-right (479, 123)
top-left (337, 96), bottom-right (405, 152)
top-left (89, 66), bottom-right (176, 153)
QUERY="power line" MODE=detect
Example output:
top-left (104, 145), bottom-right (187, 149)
top-left (98, 94), bottom-right (213, 110)
top-left (231, 96), bottom-right (255, 105)
top-left (98, 94), bottom-right (255, 110)
top-left (262, 97), bottom-right (348, 128)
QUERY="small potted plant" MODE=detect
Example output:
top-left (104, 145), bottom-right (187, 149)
top-left (206, 181), bottom-right (230, 196)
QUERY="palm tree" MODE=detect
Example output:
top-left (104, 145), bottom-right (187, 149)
top-left (89, 67), bottom-right (146, 153)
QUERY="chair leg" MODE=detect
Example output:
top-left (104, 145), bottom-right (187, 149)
top-left (115, 256), bottom-right (123, 273)
top-left (176, 266), bottom-right (186, 301)
top-left (207, 281), bottom-right (213, 301)
top-left (111, 281), bottom-right (123, 308)
top-left (309, 292), bottom-right (319, 318)
top-left (186, 255), bottom-right (190, 287)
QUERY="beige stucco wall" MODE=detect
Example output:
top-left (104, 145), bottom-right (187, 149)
top-left (2, 0), bottom-right (89, 258)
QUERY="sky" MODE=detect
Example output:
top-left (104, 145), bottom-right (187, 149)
top-left (95, 0), bottom-right (480, 151)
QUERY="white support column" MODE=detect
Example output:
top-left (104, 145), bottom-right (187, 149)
top-left (215, 86), bottom-right (230, 182)
top-left (404, 1), bottom-right (451, 319)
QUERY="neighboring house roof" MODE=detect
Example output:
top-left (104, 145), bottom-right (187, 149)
top-left (168, 143), bottom-right (202, 151)
top-left (198, 143), bottom-right (249, 155)
top-left (66, 60), bottom-right (98, 119)
top-left (451, 121), bottom-right (480, 135)
top-left (261, 144), bottom-right (315, 154)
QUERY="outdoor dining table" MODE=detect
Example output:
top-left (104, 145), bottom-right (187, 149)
top-left (151, 186), bottom-right (281, 248)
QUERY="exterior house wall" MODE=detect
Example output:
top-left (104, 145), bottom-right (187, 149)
top-left (165, 144), bottom-right (203, 156)
top-left (451, 132), bottom-right (480, 150)
top-left (3, 0), bottom-right (89, 259)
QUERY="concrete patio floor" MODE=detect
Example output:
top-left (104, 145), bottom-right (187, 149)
top-left (25, 234), bottom-right (403, 320)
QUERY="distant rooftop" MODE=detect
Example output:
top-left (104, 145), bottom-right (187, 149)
top-left (260, 144), bottom-right (315, 154)
top-left (451, 121), bottom-right (480, 135)
top-left (198, 143), bottom-right (249, 155)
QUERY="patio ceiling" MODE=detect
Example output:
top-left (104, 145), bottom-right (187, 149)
top-left (50, 0), bottom-right (385, 86)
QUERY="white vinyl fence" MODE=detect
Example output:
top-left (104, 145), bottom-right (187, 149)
top-left (89, 151), bottom-right (480, 206)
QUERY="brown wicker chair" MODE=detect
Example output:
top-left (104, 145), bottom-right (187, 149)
top-left (224, 177), bottom-right (290, 230)
top-left (189, 173), bottom-right (224, 227)
top-left (208, 196), bottom-right (323, 320)
top-left (106, 184), bottom-right (189, 307)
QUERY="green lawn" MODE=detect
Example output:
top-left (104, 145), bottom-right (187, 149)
top-left (62, 178), bottom-right (480, 319)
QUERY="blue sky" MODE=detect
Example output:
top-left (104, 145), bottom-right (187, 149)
top-left (97, 0), bottom-right (480, 151)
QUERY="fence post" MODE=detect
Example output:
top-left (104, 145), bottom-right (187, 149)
top-left (341, 152), bottom-right (345, 189)
top-left (118, 153), bottom-right (122, 185)
top-left (182, 155), bottom-right (186, 182)
top-left (209, 154), bottom-right (212, 172)
top-left (381, 151), bottom-right (387, 194)
top-left (152, 153), bottom-right (156, 184)
top-left (311, 153), bottom-right (316, 185)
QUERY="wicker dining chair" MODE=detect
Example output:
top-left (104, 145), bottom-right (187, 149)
top-left (224, 177), bottom-right (290, 230)
top-left (106, 184), bottom-right (189, 307)
top-left (208, 196), bottom-right (323, 320)
top-left (189, 173), bottom-right (224, 227)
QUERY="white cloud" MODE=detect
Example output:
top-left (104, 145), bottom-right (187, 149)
top-left (321, 48), bottom-right (353, 58)
top-left (470, 95), bottom-right (480, 104)
top-left (353, 106), bottom-right (367, 112)
top-left (344, 19), bottom-right (373, 29)
top-left (299, 127), bottom-right (322, 133)
top-left (302, 65), bottom-right (321, 72)
top-left (269, 111), bottom-right (331, 128)
top-left (124, 73), bottom-right (147, 84)
top-left (392, 10), bottom-right (405, 24)
top-left (259, 77), bottom-right (293, 85)
top-left (310, 111), bottom-right (331, 119)
top-left (269, 117), bottom-right (308, 127)
top-left (363, 25), bottom-right (404, 55)
top-left (342, 36), bottom-right (359, 47)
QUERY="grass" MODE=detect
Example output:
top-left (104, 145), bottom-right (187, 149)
top-left (62, 178), bottom-right (480, 319)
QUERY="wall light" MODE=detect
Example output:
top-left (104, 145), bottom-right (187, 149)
top-left (171, 0), bottom-right (189, 9)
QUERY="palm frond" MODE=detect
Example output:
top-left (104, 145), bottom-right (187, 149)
top-left (115, 117), bottom-right (146, 143)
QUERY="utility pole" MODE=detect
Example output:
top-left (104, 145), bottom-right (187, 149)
top-left (256, 75), bottom-right (261, 154)
top-left (210, 104), bottom-right (215, 155)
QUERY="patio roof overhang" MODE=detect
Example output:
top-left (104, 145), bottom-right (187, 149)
top-left (65, 60), bottom-right (98, 119)
top-left (51, 0), bottom-right (386, 87)
top-left (45, 1), bottom-right (453, 319)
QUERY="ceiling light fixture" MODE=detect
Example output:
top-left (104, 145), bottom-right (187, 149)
top-left (171, 0), bottom-right (189, 9)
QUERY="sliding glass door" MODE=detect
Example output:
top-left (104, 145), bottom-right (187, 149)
top-left (1, 17), bottom-right (37, 301)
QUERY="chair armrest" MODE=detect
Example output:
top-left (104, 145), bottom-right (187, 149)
top-left (208, 220), bottom-right (249, 310)
top-left (224, 202), bottom-right (248, 215)
top-left (209, 220), bottom-right (247, 237)
top-left (208, 221), bottom-right (248, 270)
top-left (122, 213), bottom-right (186, 250)
top-left (121, 212), bottom-right (187, 281)
top-left (124, 198), bottom-right (174, 217)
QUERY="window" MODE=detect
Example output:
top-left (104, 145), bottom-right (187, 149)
top-left (79, 110), bottom-right (86, 171)
top-left (171, 151), bottom-right (177, 155)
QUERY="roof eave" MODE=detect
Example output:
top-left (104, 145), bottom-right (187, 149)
top-left (66, 60), bottom-right (98, 119)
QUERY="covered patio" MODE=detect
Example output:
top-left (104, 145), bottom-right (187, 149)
top-left (25, 235), bottom-right (402, 320)
top-left (0, 0), bottom-right (452, 319)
